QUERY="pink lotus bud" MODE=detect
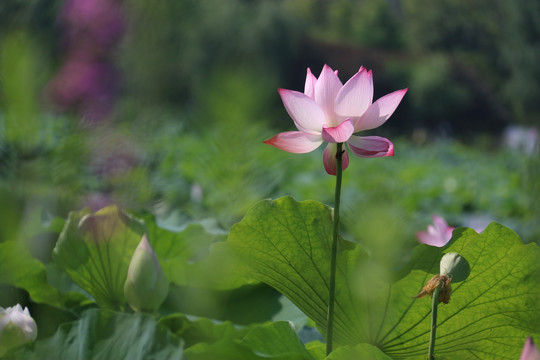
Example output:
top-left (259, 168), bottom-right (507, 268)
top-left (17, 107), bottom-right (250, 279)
top-left (124, 234), bottom-right (168, 312)
top-left (0, 304), bottom-right (37, 356)
top-left (521, 337), bottom-right (540, 360)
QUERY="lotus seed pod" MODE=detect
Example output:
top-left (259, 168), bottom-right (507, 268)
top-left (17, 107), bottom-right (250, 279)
top-left (440, 252), bottom-right (470, 283)
top-left (0, 304), bottom-right (37, 356)
top-left (124, 234), bottom-right (169, 312)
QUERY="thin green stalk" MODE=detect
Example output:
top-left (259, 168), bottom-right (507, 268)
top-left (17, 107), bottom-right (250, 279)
top-left (326, 142), bottom-right (344, 356)
top-left (428, 282), bottom-right (443, 360)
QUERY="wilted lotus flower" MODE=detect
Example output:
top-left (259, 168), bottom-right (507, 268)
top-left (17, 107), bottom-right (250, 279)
top-left (416, 215), bottom-right (455, 247)
top-left (264, 64), bottom-right (407, 175)
top-left (414, 252), bottom-right (470, 304)
top-left (521, 337), bottom-right (540, 360)
top-left (124, 234), bottom-right (169, 312)
top-left (0, 305), bottom-right (37, 356)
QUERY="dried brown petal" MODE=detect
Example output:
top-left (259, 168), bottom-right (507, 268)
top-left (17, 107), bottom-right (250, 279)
top-left (414, 275), bottom-right (452, 304)
top-left (438, 275), bottom-right (452, 304)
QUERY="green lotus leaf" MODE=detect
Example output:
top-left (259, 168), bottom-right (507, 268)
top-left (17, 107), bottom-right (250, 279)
top-left (226, 196), bottom-right (540, 359)
top-left (53, 206), bottom-right (146, 308)
top-left (9, 309), bottom-right (183, 360)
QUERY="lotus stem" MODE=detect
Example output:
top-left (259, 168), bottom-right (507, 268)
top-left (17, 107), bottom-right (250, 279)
top-left (326, 142), bottom-right (343, 355)
top-left (428, 281), bottom-right (443, 360)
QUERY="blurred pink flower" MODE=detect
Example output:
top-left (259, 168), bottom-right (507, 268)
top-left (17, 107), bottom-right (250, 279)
top-left (47, 59), bottom-right (118, 122)
top-left (61, 0), bottom-right (125, 55)
top-left (84, 192), bottom-right (115, 212)
top-left (46, 0), bottom-right (125, 124)
top-left (416, 215), bottom-right (455, 247)
top-left (521, 337), bottom-right (540, 360)
top-left (264, 64), bottom-right (407, 175)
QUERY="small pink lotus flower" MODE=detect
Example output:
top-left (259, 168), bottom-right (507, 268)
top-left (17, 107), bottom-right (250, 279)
top-left (264, 65), bottom-right (407, 175)
top-left (0, 304), bottom-right (37, 356)
top-left (416, 215), bottom-right (455, 247)
top-left (521, 337), bottom-right (540, 360)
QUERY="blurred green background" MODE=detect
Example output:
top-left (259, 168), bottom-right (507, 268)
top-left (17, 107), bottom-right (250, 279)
top-left (1, 0), bottom-right (539, 278)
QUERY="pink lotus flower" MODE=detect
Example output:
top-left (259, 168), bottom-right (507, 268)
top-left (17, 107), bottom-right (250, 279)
top-left (264, 65), bottom-right (407, 175)
top-left (416, 215), bottom-right (455, 247)
top-left (521, 337), bottom-right (540, 360)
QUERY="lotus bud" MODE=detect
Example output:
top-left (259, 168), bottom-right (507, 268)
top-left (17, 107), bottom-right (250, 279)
top-left (0, 304), bottom-right (38, 356)
top-left (124, 234), bottom-right (169, 312)
top-left (440, 252), bottom-right (470, 283)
